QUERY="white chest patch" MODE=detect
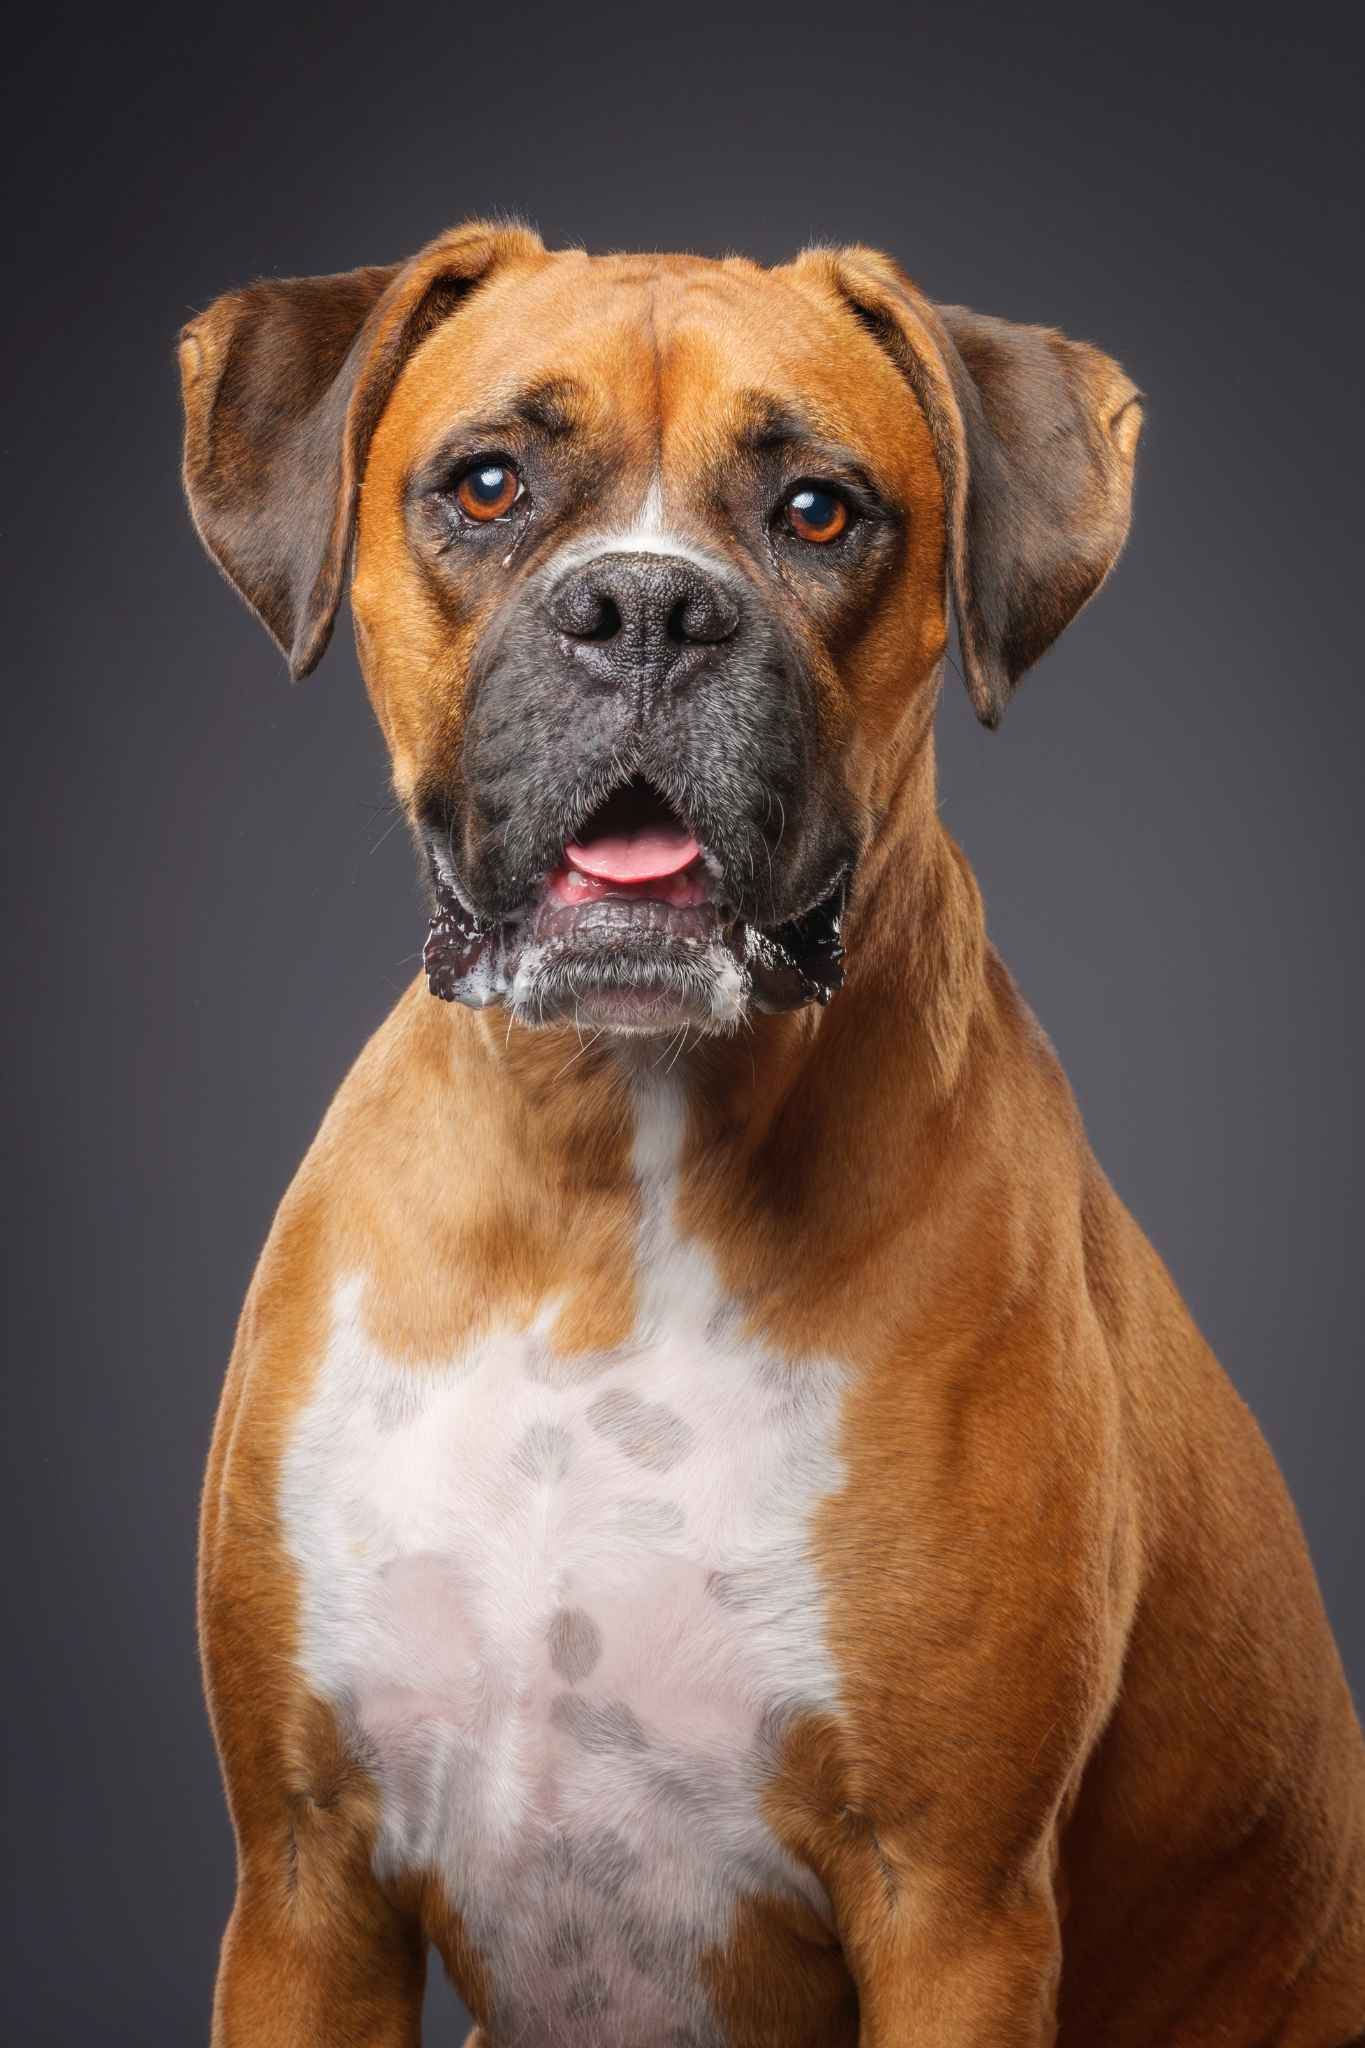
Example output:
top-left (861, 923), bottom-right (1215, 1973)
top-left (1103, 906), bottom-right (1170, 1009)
top-left (281, 1084), bottom-right (849, 2048)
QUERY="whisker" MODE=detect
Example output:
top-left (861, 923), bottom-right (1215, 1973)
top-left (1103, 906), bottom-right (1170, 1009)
top-left (664, 1025), bottom-right (692, 1075)
top-left (367, 807), bottom-right (408, 859)
top-left (653, 1024), bottom-right (686, 1072)
top-left (554, 1027), bottom-right (605, 1081)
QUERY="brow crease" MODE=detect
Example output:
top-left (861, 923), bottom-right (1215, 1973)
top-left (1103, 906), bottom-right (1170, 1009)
top-left (735, 394), bottom-right (822, 454)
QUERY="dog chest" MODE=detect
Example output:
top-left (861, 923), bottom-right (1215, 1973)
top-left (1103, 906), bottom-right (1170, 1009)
top-left (281, 1249), bottom-right (849, 2045)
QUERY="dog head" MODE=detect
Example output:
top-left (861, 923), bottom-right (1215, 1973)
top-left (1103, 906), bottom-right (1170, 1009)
top-left (179, 222), bottom-right (1140, 1036)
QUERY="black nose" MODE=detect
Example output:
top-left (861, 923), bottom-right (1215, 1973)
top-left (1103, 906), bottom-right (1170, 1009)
top-left (548, 550), bottom-right (740, 696)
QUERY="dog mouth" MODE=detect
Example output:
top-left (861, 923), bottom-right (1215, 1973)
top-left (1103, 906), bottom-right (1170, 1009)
top-left (423, 775), bottom-right (846, 1033)
top-left (545, 776), bottom-right (714, 920)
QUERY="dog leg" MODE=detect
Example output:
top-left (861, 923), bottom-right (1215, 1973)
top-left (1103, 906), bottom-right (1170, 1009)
top-left (201, 1335), bottom-right (430, 2044)
top-left (836, 1858), bottom-right (1060, 2047)
top-left (211, 1871), bottom-right (426, 2045)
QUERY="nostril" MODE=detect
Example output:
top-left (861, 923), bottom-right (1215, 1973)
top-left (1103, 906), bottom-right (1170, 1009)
top-left (583, 595), bottom-right (621, 643)
top-left (669, 584), bottom-right (740, 646)
top-left (554, 579), bottom-right (622, 642)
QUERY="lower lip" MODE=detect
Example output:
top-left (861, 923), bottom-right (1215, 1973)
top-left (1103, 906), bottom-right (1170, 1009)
top-left (543, 861), bottom-right (711, 911)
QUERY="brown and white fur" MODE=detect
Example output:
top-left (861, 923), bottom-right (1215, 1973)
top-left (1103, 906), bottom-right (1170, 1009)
top-left (180, 222), bottom-right (1365, 2046)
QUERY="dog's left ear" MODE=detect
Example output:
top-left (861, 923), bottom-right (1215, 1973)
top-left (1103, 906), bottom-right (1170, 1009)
top-left (802, 247), bottom-right (1143, 727)
top-left (178, 220), bottom-right (544, 679)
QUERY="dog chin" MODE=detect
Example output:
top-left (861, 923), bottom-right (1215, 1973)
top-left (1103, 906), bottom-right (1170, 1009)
top-left (507, 903), bottom-right (749, 1037)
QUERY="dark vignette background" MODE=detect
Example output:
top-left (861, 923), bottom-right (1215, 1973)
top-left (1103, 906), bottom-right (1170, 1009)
top-left (4, 1), bottom-right (1362, 2038)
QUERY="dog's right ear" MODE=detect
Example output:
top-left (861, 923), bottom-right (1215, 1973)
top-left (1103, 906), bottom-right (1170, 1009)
top-left (178, 221), bottom-right (543, 679)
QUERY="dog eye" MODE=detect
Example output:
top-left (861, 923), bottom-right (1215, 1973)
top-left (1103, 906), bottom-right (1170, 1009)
top-left (454, 462), bottom-right (523, 522)
top-left (784, 484), bottom-right (850, 544)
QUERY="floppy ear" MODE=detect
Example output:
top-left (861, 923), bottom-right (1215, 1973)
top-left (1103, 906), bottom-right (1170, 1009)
top-left (808, 247), bottom-right (1142, 727)
top-left (178, 220), bottom-right (544, 679)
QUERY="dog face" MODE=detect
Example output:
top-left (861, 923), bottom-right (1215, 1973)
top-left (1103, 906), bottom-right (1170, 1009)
top-left (353, 245), bottom-right (951, 1033)
top-left (180, 223), bottom-right (1141, 1035)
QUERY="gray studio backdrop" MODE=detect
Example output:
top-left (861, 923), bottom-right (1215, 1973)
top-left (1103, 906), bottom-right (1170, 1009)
top-left (5, 1), bottom-right (1361, 2039)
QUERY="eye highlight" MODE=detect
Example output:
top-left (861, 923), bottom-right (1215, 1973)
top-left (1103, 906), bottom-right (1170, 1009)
top-left (784, 484), bottom-right (850, 544)
top-left (455, 461), bottom-right (523, 522)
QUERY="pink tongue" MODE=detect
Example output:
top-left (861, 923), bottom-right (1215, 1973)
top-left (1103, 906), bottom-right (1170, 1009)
top-left (564, 821), bottom-right (700, 884)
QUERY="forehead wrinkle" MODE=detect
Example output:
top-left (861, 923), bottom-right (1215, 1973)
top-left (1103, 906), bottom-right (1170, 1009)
top-left (510, 375), bottom-right (588, 437)
top-left (686, 269), bottom-right (900, 433)
top-left (458, 371), bottom-right (592, 436)
top-left (651, 272), bottom-right (849, 423)
top-left (655, 298), bottom-right (934, 516)
top-left (652, 334), bottom-right (843, 487)
top-left (523, 279), bottom-right (669, 474)
top-left (643, 282), bottom-right (664, 474)
top-left (733, 393), bottom-right (826, 455)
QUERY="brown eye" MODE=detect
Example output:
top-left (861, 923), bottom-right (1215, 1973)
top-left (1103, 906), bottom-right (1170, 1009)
top-left (785, 485), bottom-right (849, 544)
top-left (455, 462), bottom-right (522, 521)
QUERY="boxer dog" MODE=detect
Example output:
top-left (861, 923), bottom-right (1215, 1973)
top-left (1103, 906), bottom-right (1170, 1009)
top-left (179, 221), bottom-right (1365, 2046)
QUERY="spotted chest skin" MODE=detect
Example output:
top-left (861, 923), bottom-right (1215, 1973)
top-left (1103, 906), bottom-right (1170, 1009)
top-left (280, 1087), bottom-right (850, 2047)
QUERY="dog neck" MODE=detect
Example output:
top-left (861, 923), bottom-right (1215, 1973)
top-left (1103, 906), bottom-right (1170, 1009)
top-left (351, 757), bottom-right (999, 1366)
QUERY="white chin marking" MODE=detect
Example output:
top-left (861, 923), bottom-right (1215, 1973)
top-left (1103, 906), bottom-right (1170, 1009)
top-left (706, 951), bottom-right (747, 1027)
